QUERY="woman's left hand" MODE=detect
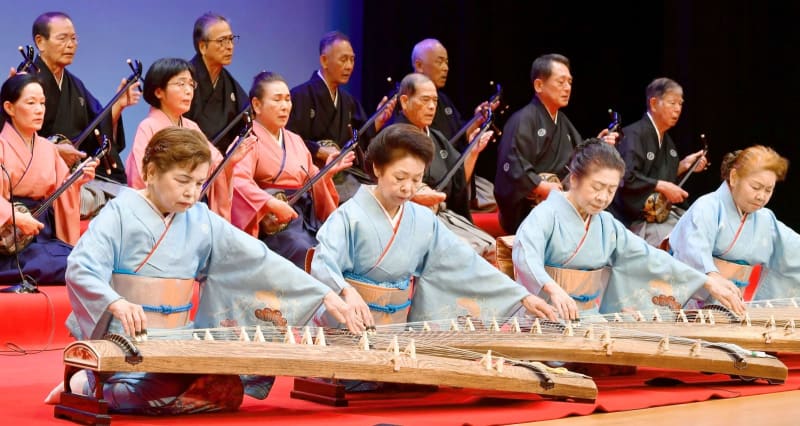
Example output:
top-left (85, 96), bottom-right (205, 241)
top-left (226, 134), bottom-right (258, 166)
top-left (77, 159), bottom-right (98, 185)
top-left (325, 150), bottom-right (356, 176)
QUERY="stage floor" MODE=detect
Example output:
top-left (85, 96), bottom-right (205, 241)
top-left (3, 287), bottom-right (800, 425)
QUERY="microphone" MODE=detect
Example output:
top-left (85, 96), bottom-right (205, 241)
top-left (0, 163), bottom-right (39, 294)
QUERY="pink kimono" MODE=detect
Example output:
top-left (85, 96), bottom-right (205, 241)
top-left (232, 123), bottom-right (338, 266)
top-left (0, 122), bottom-right (82, 283)
top-left (125, 108), bottom-right (233, 221)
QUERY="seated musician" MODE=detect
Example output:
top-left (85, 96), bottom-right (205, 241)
top-left (125, 58), bottom-right (254, 222)
top-left (494, 53), bottom-right (618, 235)
top-left (0, 74), bottom-right (97, 286)
top-left (232, 71), bottom-right (354, 268)
top-left (311, 123), bottom-right (557, 329)
top-left (287, 31), bottom-right (395, 202)
top-left (392, 73), bottom-right (496, 261)
top-left (46, 127), bottom-right (361, 413)
top-left (670, 146), bottom-right (800, 304)
top-left (185, 12), bottom-right (249, 153)
top-left (609, 78), bottom-right (708, 246)
top-left (513, 139), bottom-right (744, 320)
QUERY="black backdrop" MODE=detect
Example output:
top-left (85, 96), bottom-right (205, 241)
top-left (359, 0), bottom-right (800, 228)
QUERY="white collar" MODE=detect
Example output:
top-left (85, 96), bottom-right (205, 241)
top-left (368, 186), bottom-right (403, 227)
top-left (317, 70), bottom-right (338, 106)
top-left (646, 112), bottom-right (663, 145)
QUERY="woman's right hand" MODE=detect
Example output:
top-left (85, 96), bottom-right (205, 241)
top-left (322, 291), bottom-right (366, 334)
top-left (341, 286), bottom-right (375, 328)
top-left (13, 211), bottom-right (44, 236)
top-left (543, 282), bottom-right (579, 320)
top-left (265, 197), bottom-right (298, 224)
top-left (107, 298), bottom-right (147, 337)
top-left (704, 273), bottom-right (746, 317)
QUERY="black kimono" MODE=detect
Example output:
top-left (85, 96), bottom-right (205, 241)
top-left (35, 56), bottom-right (127, 183)
top-left (185, 55), bottom-right (248, 152)
top-left (395, 114), bottom-right (471, 222)
top-left (287, 71), bottom-right (370, 157)
top-left (494, 97), bottom-right (582, 234)
top-left (432, 90), bottom-right (465, 142)
top-left (611, 114), bottom-right (680, 226)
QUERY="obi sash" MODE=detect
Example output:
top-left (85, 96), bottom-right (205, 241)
top-left (111, 274), bottom-right (195, 329)
top-left (344, 274), bottom-right (412, 325)
top-left (713, 257), bottom-right (754, 290)
top-left (543, 265), bottom-right (611, 312)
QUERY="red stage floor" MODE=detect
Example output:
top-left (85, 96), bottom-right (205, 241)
top-left (3, 287), bottom-right (799, 425)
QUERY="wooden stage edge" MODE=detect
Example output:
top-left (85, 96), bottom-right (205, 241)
top-left (515, 390), bottom-right (800, 426)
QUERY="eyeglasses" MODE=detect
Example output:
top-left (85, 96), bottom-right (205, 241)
top-left (51, 33), bottom-right (78, 45)
top-left (168, 79), bottom-right (199, 90)
top-left (206, 35), bottom-right (240, 46)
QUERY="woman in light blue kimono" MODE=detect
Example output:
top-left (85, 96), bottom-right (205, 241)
top-left (513, 139), bottom-right (745, 320)
top-left (46, 127), bottom-right (361, 415)
top-left (670, 145), bottom-right (799, 303)
top-left (311, 123), bottom-right (557, 327)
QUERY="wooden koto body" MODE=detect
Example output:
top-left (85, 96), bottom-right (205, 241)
top-left (61, 337), bottom-right (597, 400)
top-left (361, 320), bottom-right (787, 383)
top-left (598, 305), bottom-right (800, 354)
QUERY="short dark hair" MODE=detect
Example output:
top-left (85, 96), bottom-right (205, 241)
top-left (399, 73), bottom-right (432, 99)
top-left (645, 77), bottom-right (682, 107)
top-left (32, 11), bottom-right (71, 42)
top-left (249, 71), bottom-right (287, 101)
top-left (319, 31), bottom-right (349, 55)
top-left (193, 12), bottom-right (228, 55)
top-left (568, 138), bottom-right (626, 178)
top-left (142, 127), bottom-right (211, 180)
top-left (143, 58), bottom-right (196, 108)
top-left (530, 53), bottom-right (570, 83)
top-left (1, 74), bottom-right (43, 122)
top-left (367, 123), bottom-right (434, 171)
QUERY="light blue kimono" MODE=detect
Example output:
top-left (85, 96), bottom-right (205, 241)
top-left (66, 188), bottom-right (331, 340)
top-left (670, 182), bottom-right (800, 301)
top-left (311, 186), bottom-right (531, 322)
top-left (514, 191), bottom-right (707, 315)
top-left (64, 188), bottom-right (331, 414)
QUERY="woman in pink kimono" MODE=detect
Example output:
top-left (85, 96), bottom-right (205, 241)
top-left (232, 72), bottom-right (353, 267)
top-left (0, 74), bottom-right (96, 285)
top-left (125, 58), bottom-right (253, 221)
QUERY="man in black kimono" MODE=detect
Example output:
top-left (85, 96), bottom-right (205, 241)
top-left (185, 12), bottom-right (248, 152)
top-left (494, 53), bottom-right (617, 234)
top-left (31, 12), bottom-right (140, 215)
top-left (610, 78), bottom-right (707, 246)
top-left (410, 38), bottom-right (463, 140)
top-left (287, 31), bottom-right (394, 202)
top-left (411, 38), bottom-right (499, 209)
top-left (393, 73), bottom-right (495, 260)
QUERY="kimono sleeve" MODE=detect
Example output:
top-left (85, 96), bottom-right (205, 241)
top-left (231, 146), bottom-right (271, 236)
top-left (513, 204), bottom-right (558, 295)
top-left (411, 211), bottom-right (530, 321)
top-left (194, 208), bottom-right (333, 328)
top-left (669, 196), bottom-right (721, 274)
top-left (307, 152), bottom-right (339, 221)
top-left (309, 208), bottom-right (355, 293)
top-left (126, 121), bottom-right (156, 188)
top-left (601, 217), bottom-right (707, 313)
top-left (758, 215), bottom-right (800, 298)
top-left (64, 201), bottom-right (124, 340)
